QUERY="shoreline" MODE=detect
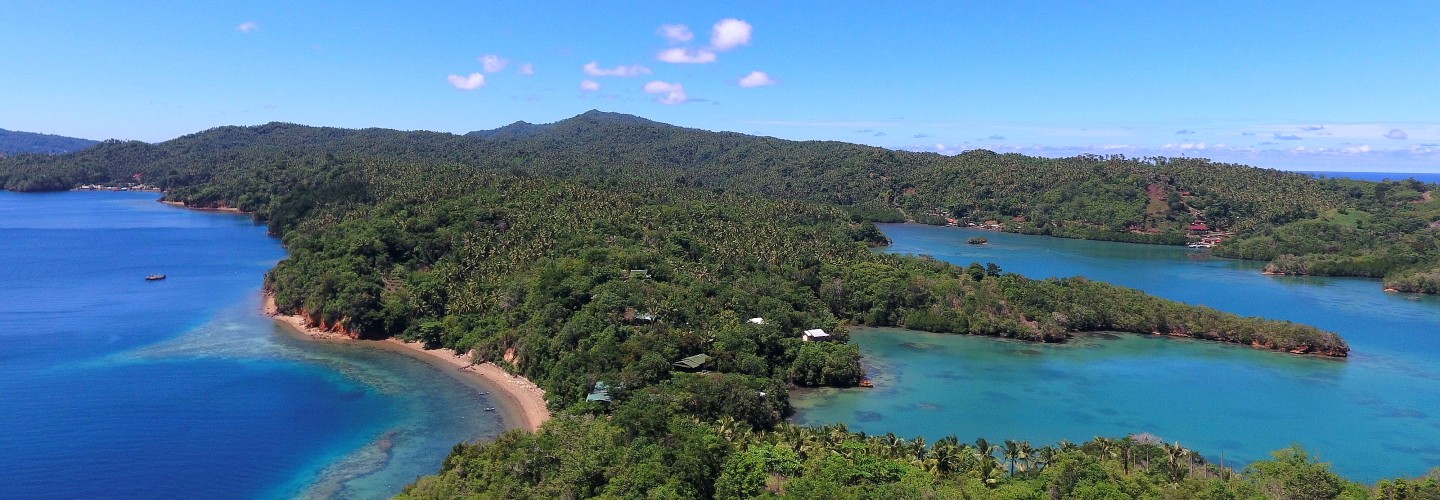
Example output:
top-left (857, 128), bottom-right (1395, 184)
top-left (159, 199), bottom-right (246, 213)
top-left (263, 292), bottom-right (550, 433)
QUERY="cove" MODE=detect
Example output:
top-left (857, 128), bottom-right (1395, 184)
top-left (0, 191), bottom-right (506, 500)
top-left (793, 223), bottom-right (1440, 483)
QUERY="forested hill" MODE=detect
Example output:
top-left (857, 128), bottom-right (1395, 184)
top-left (0, 127), bottom-right (98, 156)
top-left (1, 110), bottom-right (1437, 293)
top-left (0, 113), bottom-right (1407, 498)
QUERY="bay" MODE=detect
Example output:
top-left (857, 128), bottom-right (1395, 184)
top-left (0, 191), bottom-right (505, 500)
top-left (793, 223), bottom-right (1440, 482)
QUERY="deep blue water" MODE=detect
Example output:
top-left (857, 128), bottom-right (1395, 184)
top-left (794, 223), bottom-right (1440, 482)
top-left (1305, 171), bottom-right (1440, 184)
top-left (0, 191), bottom-right (506, 500)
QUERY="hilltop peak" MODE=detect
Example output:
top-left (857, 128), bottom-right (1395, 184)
top-left (566, 110), bottom-right (663, 127)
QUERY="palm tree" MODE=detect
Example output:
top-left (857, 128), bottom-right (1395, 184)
top-left (1018, 441), bottom-right (1037, 474)
top-left (909, 436), bottom-right (928, 464)
top-left (1057, 439), bottom-right (1079, 453)
top-left (1002, 439), bottom-right (1029, 476)
top-left (1162, 442), bottom-right (1191, 482)
top-left (974, 437), bottom-right (998, 461)
top-left (978, 454), bottom-right (1003, 486)
top-left (929, 436), bottom-right (961, 476)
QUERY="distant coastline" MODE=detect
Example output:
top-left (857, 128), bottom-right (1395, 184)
top-left (1302, 170), bottom-right (1440, 184)
top-left (264, 291), bottom-right (550, 433)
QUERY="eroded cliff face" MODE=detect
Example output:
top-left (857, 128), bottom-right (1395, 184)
top-left (300, 310), bottom-right (363, 339)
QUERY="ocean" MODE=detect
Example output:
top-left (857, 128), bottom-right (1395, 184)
top-left (0, 191), bottom-right (507, 500)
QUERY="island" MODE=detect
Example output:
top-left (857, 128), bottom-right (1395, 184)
top-left (7, 111), bottom-right (1430, 500)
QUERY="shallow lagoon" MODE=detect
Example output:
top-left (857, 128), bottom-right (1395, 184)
top-left (0, 191), bottom-right (505, 500)
top-left (793, 223), bottom-right (1440, 482)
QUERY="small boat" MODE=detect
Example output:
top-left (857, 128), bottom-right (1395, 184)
top-left (145, 274), bottom-right (167, 281)
top-left (483, 407), bottom-right (496, 412)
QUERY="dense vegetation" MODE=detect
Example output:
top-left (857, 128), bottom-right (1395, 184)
top-left (264, 162), bottom-right (1345, 409)
top-left (0, 127), bottom-right (97, 156)
top-left (400, 415), bottom-right (1439, 500)
top-left (2, 111), bottom-right (1415, 498)
top-left (2, 112), bottom-right (1435, 292)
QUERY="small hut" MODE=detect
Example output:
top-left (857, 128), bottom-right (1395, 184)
top-left (802, 329), bottom-right (831, 342)
top-left (673, 354), bottom-right (712, 372)
top-left (585, 381), bottom-right (612, 404)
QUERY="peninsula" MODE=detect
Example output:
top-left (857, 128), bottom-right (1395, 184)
top-left (5, 111), bottom-right (1414, 500)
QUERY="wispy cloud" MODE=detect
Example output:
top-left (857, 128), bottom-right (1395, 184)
top-left (711, 18), bottom-right (752, 51)
top-left (579, 80), bottom-right (600, 92)
top-left (480, 55), bottom-right (510, 73)
top-left (1386, 129), bottom-right (1408, 140)
top-left (1176, 129), bottom-right (1196, 135)
top-left (446, 73), bottom-right (486, 90)
top-left (518, 63), bottom-right (534, 75)
top-left (583, 61), bottom-right (651, 77)
top-left (874, 132), bottom-right (887, 137)
top-left (643, 80), bottom-right (688, 104)
top-left (237, 21), bottom-right (258, 33)
top-left (656, 48), bottom-right (717, 64)
top-left (737, 70), bottom-right (776, 87)
top-left (1300, 125), bottom-right (1325, 131)
top-left (1241, 132), bottom-right (1256, 136)
top-left (987, 135), bottom-right (1006, 140)
top-left (1274, 133), bottom-right (1302, 140)
top-left (913, 133), bottom-right (930, 138)
top-left (1162, 142), bottom-right (1208, 151)
top-left (658, 24), bottom-right (693, 43)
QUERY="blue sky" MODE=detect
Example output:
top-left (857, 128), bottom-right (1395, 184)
top-left (2, 1), bottom-right (1436, 172)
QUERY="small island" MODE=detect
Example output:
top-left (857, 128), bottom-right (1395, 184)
top-left (967, 236), bottom-right (988, 245)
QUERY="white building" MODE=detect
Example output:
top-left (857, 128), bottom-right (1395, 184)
top-left (802, 328), bottom-right (831, 342)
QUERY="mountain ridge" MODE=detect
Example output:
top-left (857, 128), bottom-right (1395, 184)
top-left (2, 110), bottom-right (1437, 293)
top-left (0, 128), bottom-right (99, 156)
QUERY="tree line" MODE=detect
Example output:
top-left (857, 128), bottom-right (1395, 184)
top-left (2, 112), bottom-right (1436, 293)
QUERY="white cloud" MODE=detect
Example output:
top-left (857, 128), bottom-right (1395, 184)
top-left (583, 61), bottom-right (652, 77)
top-left (237, 21), bottom-right (258, 33)
top-left (579, 79), bottom-right (600, 91)
top-left (446, 73), bottom-right (486, 90)
top-left (658, 24), bottom-right (694, 43)
top-left (656, 47), bottom-right (717, 64)
top-left (643, 80), bottom-right (688, 104)
top-left (480, 55), bottom-right (510, 73)
top-left (1344, 144), bottom-right (1372, 154)
top-left (518, 63), bottom-right (534, 75)
top-left (1386, 129), bottom-right (1408, 140)
top-left (738, 70), bottom-right (776, 87)
top-left (711, 18), bottom-right (752, 51)
top-left (1162, 142), bottom-right (1208, 151)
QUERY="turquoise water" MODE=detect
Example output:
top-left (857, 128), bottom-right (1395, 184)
top-left (0, 191), bottom-right (506, 500)
top-left (793, 223), bottom-right (1440, 482)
